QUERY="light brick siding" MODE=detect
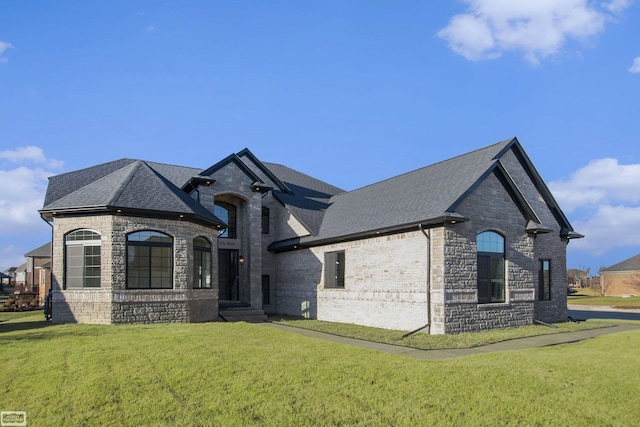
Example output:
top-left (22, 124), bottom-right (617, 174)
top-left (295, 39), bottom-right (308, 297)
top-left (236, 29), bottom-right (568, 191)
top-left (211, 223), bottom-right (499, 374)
top-left (51, 215), bottom-right (218, 324)
top-left (273, 231), bottom-right (430, 331)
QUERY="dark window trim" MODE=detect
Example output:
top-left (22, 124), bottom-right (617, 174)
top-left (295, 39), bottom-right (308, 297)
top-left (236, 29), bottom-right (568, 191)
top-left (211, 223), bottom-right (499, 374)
top-left (262, 206), bottom-right (270, 235)
top-left (538, 259), bottom-right (551, 301)
top-left (325, 251), bottom-right (345, 289)
top-left (126, 230), bottom-right (174, 290)
top-left (215, 202), bottom-right (237, 239)
top-left (477, 231), bottom-right (506, 304)
top-left (193, 236), bottom-right (212, 289)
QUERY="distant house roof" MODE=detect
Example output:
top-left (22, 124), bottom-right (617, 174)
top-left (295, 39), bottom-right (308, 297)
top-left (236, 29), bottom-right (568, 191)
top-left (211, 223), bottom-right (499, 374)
top-left (24, 242), bottom-right (52, 258)
top-left (601, 254), bottom-right (640, 273)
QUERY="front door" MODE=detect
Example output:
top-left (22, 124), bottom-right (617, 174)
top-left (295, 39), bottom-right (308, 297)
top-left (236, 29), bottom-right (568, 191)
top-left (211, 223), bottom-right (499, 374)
top-left (218, 249), bottom-right (239, 301)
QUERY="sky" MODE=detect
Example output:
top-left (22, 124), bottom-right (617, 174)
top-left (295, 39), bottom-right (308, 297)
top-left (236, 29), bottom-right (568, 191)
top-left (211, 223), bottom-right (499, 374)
top-left (1, 0), bottom-right (639, 276)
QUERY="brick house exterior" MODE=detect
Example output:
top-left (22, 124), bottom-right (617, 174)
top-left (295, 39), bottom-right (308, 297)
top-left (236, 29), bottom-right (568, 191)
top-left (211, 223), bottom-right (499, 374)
top-left (599, 254), bottom-right (640, 296)
top-left (40, 137), bottom-right (581, 333)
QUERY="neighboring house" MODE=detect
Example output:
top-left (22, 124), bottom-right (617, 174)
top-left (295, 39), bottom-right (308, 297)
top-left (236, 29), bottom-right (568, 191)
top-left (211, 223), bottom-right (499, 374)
top-left (23, 242), bottom-right (52, 304)
top-left (39, 137), bottom-right (582, 334)
top-left (600, 254), bottom-right (640, 296)
top-left (13, 264), bottom-right (27, 287)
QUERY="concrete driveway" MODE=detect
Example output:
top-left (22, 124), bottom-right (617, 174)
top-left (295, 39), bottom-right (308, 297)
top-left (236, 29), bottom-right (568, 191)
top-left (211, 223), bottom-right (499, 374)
top-left (568, 304), bottom-right (640, 321)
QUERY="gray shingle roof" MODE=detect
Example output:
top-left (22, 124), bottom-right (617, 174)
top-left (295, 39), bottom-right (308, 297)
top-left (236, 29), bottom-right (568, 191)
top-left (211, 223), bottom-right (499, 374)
top-left (41, 160), bottom-right (224, 227)
top-left (602, 254), bottom-right (640, 272)
top-left (24, 242), bottom-right (51, 258)
top-left (313, 138), bottom-right (514, 240)
top-left (264, 162), bottom-right (345, 235)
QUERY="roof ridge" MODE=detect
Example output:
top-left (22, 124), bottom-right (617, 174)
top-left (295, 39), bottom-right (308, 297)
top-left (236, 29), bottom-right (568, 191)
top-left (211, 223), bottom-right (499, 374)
top-left (109, 161), bottom-right (145, 206)
top-left (330, 137), bottom-right (515, 200)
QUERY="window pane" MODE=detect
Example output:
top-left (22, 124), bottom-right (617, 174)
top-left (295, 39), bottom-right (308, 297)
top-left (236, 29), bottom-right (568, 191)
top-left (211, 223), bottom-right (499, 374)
top-left (539, 260), bottom-right (551, 300)
top-left (477, 231), bottom-right (504, 253)
top-left (215, 203), bottom-right (237, 239)
top-left (477, 232), bottom-right (505, 303)
top-left (66, 245), bottom-right (84, 289)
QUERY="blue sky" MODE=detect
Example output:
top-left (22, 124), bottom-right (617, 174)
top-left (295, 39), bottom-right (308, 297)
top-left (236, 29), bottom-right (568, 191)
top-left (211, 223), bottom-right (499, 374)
top-left (1, 1), bottom-right (639, 277)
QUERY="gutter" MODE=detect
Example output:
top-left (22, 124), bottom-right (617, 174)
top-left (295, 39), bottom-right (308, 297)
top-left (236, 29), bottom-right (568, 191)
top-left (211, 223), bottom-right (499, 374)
top-left (268, 213), bottom-right (468, 253)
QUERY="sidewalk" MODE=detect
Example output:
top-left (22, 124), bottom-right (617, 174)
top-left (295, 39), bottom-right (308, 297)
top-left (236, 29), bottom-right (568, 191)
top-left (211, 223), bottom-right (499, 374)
top-left (568, 304), bottom-right (640, 313)
top-left (260, 322), bottom-right (640, 361)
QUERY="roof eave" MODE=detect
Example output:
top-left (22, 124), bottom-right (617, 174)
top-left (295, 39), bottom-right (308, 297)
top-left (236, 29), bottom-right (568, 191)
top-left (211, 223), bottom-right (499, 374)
top-left (269, 213), bottom-right (469, 253)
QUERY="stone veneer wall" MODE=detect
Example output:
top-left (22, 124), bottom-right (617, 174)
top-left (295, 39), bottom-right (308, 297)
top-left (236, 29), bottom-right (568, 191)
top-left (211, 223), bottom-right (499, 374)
top-left (499, 149), bottom-right (569, 322)
top-left (436, 171), bottom-right (537, 334)
top-left (274, 231), bottom-right (430, 331)
top-left (51, 215), bottom-right (219, 324)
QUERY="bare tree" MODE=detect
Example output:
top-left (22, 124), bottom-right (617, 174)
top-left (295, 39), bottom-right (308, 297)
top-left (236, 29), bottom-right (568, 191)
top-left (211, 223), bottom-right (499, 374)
top-left (624, 273), bottom-right (640, 294)
top-left (598, 265), bottom-right (612, 296)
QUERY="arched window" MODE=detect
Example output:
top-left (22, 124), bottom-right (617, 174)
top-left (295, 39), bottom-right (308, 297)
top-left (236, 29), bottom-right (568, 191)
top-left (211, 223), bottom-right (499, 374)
top-left (477, 231), bottom-right (505, 303)
top-left (65, 229), bottom-right (101, 289)
top-left (214, 202), bottom-right (237, 238)
top-left (193, 237), bottom-right (212, 289)
top-left (127, 231), bottom-right (173, 289)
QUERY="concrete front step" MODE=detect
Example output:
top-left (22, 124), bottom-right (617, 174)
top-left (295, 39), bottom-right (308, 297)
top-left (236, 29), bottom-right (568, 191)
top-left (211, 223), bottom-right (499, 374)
top-left (219, 308), bottom-right (267, 323)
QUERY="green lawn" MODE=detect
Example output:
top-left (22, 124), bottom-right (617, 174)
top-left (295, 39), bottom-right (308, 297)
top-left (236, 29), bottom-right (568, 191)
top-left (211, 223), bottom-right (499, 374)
top-left (568, 293), bottom-right (640, 308)
top-left (271, 316), bottom-right (612, 350)
top-left (1, 311), bottom-right (639, 426)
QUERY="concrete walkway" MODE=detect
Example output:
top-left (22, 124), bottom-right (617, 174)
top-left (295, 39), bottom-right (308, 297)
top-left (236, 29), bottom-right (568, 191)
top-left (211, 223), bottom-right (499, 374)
top-left (260, 322), bottom-right (640, 361)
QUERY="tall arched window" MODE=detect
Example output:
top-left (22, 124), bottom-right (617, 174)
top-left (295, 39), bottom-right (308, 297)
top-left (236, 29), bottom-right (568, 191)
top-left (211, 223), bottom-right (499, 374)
top-left (127, 231), bottom-right (173, 289)
top-left (477, 231), bottom-right (505, 303)
top-left (193, 237), bottom-right (212, 289)
top-left (65, 229), bottom-right (101, 289)
top-left (214, 202), bottom-right (237, 238)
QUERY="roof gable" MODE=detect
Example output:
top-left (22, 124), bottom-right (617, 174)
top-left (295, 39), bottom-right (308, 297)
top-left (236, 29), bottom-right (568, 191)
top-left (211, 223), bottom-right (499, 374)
top-left (602, 254), bottom-right (640, 272)
top-left (312, 138), bottom-right (514, 241)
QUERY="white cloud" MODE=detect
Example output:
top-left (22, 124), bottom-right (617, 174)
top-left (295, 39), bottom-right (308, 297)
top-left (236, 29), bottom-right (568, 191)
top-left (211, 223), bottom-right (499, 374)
top-left (0, 40), bottom-right (13, 63)
top-left (437, 0), bottom-right (632, 63)
top-left (569, 205), bottom-right (640, 254)
top-left (550, 158), bottom-right (640, 212)
top-left (0, 166), bottom-right (52, 233)
top-left (0, 146), bottom-right (63, 169)
top-left (629, 57), bottom-right (640, 73)
top-left (146, 24), bottom-right (155, 32)
top-left (0, 152), bottom-right (60, 269)
top-left (550, 157), bottom-right (640, 256)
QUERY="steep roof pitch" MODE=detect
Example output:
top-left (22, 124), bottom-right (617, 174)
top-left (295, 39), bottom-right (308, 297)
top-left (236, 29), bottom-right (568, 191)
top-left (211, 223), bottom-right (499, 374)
top-left (264, 162), bottom-right (345, 235)
top-left (41, 160), bottom-right (225, 228)
top-left (602, 254), bottom-right (640, 272)
top-left (270, 137), bottom-right (580, 251)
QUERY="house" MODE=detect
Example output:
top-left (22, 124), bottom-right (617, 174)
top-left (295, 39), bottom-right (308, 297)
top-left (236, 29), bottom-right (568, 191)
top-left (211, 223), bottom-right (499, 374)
top-left (23, 242), bottom-right (52, 304)
top-left (39, 137), bottom-right (582, 334)
top-left (599, 254), bottom-right (640, 296)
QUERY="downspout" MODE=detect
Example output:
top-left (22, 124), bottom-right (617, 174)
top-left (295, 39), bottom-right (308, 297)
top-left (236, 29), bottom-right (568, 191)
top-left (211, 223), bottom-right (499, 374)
top-left (41, 216), bottom-right (54, 321)
top-left (403, 223), bottom-right (431, 337)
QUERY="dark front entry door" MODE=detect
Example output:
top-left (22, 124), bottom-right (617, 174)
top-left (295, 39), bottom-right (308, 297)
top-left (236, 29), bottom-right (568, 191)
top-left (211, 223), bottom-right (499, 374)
top-left (218, 249), bottom-right (239, 301)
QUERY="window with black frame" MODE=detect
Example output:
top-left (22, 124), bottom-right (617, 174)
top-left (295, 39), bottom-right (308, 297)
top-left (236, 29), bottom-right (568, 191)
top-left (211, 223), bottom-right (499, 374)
top-left (193, 237), bottom-right (212, 289)
top-left (127, 231), bottom-right (173, 289)
top-left (324, 251), bottom-right (345, 289)
top-left (539, 259), bottom-right (551, 300)
top-left (214, 202), bottom-right (237, 238)
top-left (477, 231), bottom-right (505, 303)
top-left (261, 206), bottom-right (270, 234)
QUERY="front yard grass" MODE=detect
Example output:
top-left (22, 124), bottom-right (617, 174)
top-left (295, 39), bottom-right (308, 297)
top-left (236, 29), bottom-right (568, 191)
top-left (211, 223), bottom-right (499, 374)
top-left (270, 316), bottom-right (613, 350)
top-left (2, 311), bottom-right (639, 426)
top-left (568, 292), bottom-right (640, 309)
